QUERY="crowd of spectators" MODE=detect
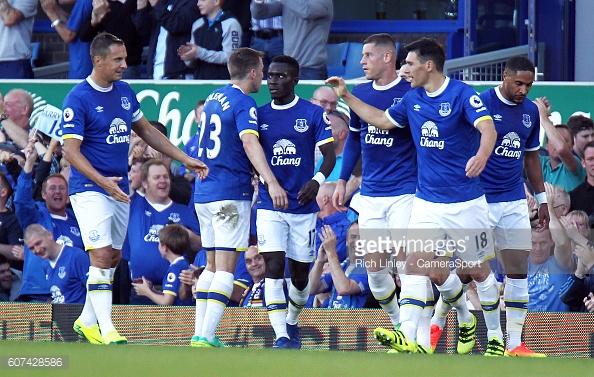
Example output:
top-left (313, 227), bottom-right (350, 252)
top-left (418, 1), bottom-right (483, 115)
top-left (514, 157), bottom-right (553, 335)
top-left (8, 0), bottom-right (333, 80)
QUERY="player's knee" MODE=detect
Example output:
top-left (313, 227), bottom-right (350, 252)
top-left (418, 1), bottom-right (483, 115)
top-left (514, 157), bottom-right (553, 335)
top-left (457, 273), bottom-right (472, 285)
top-left (470, 272), bottom-right (490, 283)
top-left (263, 252), bottom-right (285, 279)
top-left (111, 251), bottom-right (122, 268)
top-left (291, 275), bottom-right (308, 291)
top-left (288, 260), bottom-right (310, 290)
top-left (429, 273), bottom-right (448, 286)
top-left (92, 255), bottom-right (111, 269)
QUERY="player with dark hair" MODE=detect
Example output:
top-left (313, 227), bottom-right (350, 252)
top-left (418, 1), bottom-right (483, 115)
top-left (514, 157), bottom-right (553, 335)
top-left (327, 37), bottom-right (498, 355)
top-left (431, 56), bottom-right (548, 357)
top-left (61, 32), bottom-right (207, 345)
top-left (191, 47), bottom-right (287, 348)
top-left (256, 54), bottom-right (334, 348)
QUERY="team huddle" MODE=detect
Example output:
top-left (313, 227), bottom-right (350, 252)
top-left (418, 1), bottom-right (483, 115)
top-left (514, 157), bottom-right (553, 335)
top-left (63, 32), bottom-right (550, 356)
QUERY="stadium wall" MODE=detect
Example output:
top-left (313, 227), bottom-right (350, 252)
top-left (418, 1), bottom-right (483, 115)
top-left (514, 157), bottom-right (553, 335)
top-left (0, 80), bottom-right (592, 148)
top-left (1, 303), bottom-right (593, 358)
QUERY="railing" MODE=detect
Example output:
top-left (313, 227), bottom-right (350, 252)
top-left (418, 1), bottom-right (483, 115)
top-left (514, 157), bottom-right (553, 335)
top-left (444, 45), bottom-right (542, 81)
top-left (33, 62), bottom-right (70, 79)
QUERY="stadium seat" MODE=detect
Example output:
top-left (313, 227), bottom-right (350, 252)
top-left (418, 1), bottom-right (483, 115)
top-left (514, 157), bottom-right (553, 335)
top-left (344, 42), bottom-right (364, 79)
top-left (325, 42), bottom-right (349, 78)
top-left (30, 42), bottom-right (41, 68)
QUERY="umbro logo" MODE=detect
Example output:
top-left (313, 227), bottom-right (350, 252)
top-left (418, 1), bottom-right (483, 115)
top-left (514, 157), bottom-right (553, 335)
top-left (414, 104), bottom-right (421, 111)
top-left (95, 106), bottom-right (103, 112)
top-left (261, 124), bottom-right (269, 131)
top-left (493, 114), bottom-right (502, 121)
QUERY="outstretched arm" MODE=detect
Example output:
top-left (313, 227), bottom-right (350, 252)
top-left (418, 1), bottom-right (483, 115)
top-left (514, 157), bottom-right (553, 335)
top-left (132, 117), bottom-right (208, 179)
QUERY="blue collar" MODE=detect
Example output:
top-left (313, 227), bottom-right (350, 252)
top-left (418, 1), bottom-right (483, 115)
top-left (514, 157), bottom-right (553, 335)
top-left (208, 10), bottom-right (224, 27)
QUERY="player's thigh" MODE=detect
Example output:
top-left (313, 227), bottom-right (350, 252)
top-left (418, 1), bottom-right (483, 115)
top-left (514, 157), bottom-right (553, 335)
top-left (358, 195), bottom-right (392, 254)
top-left (490, 200), bottom-right (532, 251)
top-left (385, 193), bottom-right (414, 255)
top-left (196, 200), bottom-right (251, 252)
top-left (70, 191), bottom-right (120, 250)
top-left (406, 197), bottom-right (447, 253)
top-left (359, 194), bottom-right (414, 248)
top-left (286, 213), bottom-right (317, 263)
top-left (212, 200), bottom-right (251, 251)
top-left (443, 196), bottom-right (494, 270)
top-left (111, 200), bottom-right (130, 250)
top-left (195, 202), bottom-right (216, 250)
top-left (256, 209), bottom-right (290, 253)
top-left (405, 197), bottom-right (447, 274)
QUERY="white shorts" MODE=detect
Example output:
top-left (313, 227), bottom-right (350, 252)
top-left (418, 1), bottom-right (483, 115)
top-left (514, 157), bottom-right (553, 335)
top-left (256, 209), bottom-right (317, 263)
top-left (358, 193), bottom-right (414, 254)
top-left (70, 191), bottom-right (129, 250)
top-left (407, 196), bottom-right (494, 263)
top-left (195, 200), bottom-right (250, 251)
top-left (488, 199), bottom-right (532, 251)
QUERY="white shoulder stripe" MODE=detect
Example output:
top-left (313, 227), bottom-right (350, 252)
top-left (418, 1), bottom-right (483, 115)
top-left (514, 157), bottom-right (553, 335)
top-left (385, 109), bottom-right (405, 128)
top-left (132, 110), bottom-right (143, 123)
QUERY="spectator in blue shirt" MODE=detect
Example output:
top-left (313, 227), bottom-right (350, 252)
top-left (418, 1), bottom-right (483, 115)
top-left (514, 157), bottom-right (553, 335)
top-left (309, 221), bottom-right (370, 308)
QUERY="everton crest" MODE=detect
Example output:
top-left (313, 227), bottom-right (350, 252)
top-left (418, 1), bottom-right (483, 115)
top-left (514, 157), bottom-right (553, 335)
top-left (294, 119), bottom-right (308, 133)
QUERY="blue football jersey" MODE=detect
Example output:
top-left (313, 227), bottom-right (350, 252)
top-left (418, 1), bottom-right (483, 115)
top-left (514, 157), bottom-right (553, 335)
top-left (162, 256), bottom-right (193, 306)
top-left (386, 78), bottom-right (492, 203)
top-left (347, 78), bottom-right (417, 196)
top-left (257, 96), bottom-right (333, 214)
top-left (126, 195), bottom-right (201, 284)
top-left (51, 214), bottom-right (84, 250)
top-left (194, 84), bottom-right (258, 203)
top-left (61, 78), bottom-right (142, 196)
top-left (44, 245), bottom-right (90, 304)
top-left (479, 87), bottom-right (540, 203)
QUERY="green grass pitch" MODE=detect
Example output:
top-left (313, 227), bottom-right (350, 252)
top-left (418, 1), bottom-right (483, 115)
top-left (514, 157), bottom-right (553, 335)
top-left (1, 341), bottom-right (593, 377)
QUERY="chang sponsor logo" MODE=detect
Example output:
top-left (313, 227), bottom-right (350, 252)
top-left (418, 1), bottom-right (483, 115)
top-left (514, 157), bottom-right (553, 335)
top-left (494, 132), bottom-right (522, 159)
top-left (106, 118), bottom-right (130, 145)
top-left (365, 125), bottom-right (393, 147)
top-left (144, 224), bottom-right (164, 242)
top-left (56, 235), bottom-right (73, 247)
top-left (271, 139), bottom-right (301, 166)
top-left (419, 121), bottom-right (444, 150)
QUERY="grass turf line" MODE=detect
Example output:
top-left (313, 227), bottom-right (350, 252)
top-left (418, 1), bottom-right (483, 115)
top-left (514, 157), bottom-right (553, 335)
top-left (0, 340), bottom-right (591, 377)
